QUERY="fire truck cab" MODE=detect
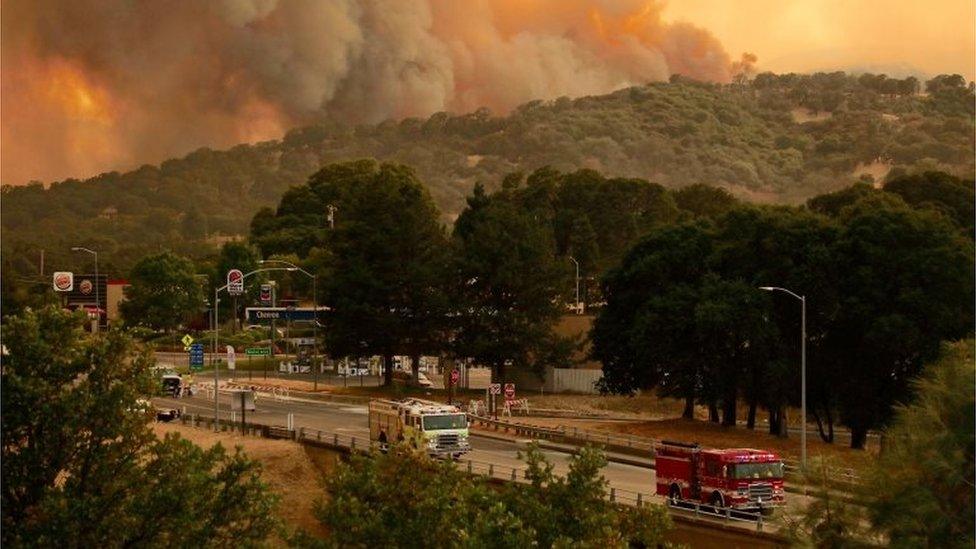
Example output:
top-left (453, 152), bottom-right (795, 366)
top-left (655, 440), bottom-right (785, 511)
top-left (368, 398), bottom-right (471, 459)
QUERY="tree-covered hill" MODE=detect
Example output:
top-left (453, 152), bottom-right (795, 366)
top-left (2, 72), bottom-right (972, 278)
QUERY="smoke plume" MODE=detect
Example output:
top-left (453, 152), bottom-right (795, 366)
top-left (1, 0), bottom-right (740, 184)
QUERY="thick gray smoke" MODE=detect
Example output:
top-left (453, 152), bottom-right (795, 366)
top-left (1, 0), bottom-right (738, 184)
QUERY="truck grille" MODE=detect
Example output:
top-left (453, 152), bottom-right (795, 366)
top-left (748, 483), bottom-right (774, 502)
top-left (436, 433), bottom-right (460, 449)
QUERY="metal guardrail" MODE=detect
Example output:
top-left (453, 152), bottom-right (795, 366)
top-left (467, 414), bottom-right (862, 484)
top-left (176, 413), bottom-right (769, 532)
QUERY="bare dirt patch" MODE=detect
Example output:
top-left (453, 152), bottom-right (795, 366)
top-left (153, 423), bottom-right (329, 539)
top-left (790, 108), bottom-right (832, 123)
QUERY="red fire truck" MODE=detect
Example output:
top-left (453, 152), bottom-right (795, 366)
top-left (655, 440), bottom-right (785, 512)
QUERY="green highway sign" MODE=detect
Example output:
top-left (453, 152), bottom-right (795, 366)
top-left (245, 347), bottom-right (271, 356)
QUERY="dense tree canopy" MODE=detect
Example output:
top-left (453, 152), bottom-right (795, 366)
top-left (451, 183), bottom-right (572, 380)
top-left (313, 443), bottom-right (672, 548)
top-left (593, 189), bottom-right (973, 448)
top-left (1, 307), bottom-right (278, 546)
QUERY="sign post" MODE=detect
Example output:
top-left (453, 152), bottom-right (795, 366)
top-left (246, 347), bottom-right (271, 379)
top-left (226, 345), bottom-right (236, 371)
top-left (448, 368), bottom-right (460, 405)
top-left (489, 383), bottom-right (501, 419)
top-left (189, 343), bottom-right (204, 371)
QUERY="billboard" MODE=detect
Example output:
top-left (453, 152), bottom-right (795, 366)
top-left (53, 272), bottom-right (73, 292)
top-left (227, 269), bottom-right (244, 296)
top-left (245, 307), bottom-right (327, 323)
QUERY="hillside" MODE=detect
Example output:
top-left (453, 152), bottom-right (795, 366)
top-left (2, 72), bottom-right (972, 276)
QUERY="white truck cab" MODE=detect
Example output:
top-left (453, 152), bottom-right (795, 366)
top-left (368, 398), bottom-right (470, 458)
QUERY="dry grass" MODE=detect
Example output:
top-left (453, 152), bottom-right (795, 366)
top-left (153, 423), bottom-right (330, 539)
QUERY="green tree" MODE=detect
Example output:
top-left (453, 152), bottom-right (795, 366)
top-left (673, 183), bottom-right (738, 219)
top-left (317, 161), bottom-right (451, 385)
top-left (313, 442), bottom-right (671, 548)
top-left (1, 306), bottom-right (278, 546)
top-left (592, 222), bottom-right (713, 417)
top-left (866, 340), bottom-right (975, 547)
top-left (120, 251), bottom-right (205, 332)
top-left (830, 194), bottom-right (974, 448)
top-left (452, 184), bottom-right (571, 382)
top-left (883, 171), bottom-right (975, 236)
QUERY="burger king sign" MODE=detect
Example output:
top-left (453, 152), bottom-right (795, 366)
top-left (53, 272), bottom-right (74, 292)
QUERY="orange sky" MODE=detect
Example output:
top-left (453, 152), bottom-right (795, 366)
top-left (2, 0), bottom-right (974, 186)
top-left (663, 0), bottom-right (976, 79)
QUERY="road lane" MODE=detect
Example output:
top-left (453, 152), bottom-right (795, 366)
top-left (156, 393), bottom-right (658, 495)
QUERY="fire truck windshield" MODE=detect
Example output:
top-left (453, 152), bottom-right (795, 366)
top-left (422, 414), bottom-right (467, 430)
top-left (731, 462), bottom-right (783, 479)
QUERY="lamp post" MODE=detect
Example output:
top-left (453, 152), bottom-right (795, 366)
top-left (260, 259), bottom-right (319, 390)
top-left (71, 247), bottom-right (99, 330)
top-left (568, 256), bottom-right (581, 314)
top-left (213, 266), bottom-right (295, 427)
top-left (759, 285), bottom-right (807, 469)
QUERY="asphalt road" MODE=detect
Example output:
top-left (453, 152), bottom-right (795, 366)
top-left (155, 391), bottom-right (658, 495)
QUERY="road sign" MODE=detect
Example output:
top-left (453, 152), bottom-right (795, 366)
top-left (226, 345), bottom-right (236, 370)
top-left (181, 334), bottom-right (194, 348)
top-left (227, 269), bottom-right (244, 296)
top-left (245, 306), bottom-right (326, 323)
top-left (260, 284), bottom-right (272, 304)
top-left (189, 343), bottom-right (205, 371)
top-left (245, 347), bottom-right (271, 356)
top-left (53, 272), bottom-right (73, 292)
top-left (489, 383), bottom-right (501, 395)
top-left (504, 383), bottom-right (515, 399)
top-left (449, 368), bottom-right (460, 386)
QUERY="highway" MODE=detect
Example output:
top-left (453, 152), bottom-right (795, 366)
top-left (155, 390), bottom-right (658, 495)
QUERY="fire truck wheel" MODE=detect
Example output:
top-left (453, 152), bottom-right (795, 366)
top-left (669, 484), bottom-right (681, 503)
top-left (710, 492), bottom-right (724, 509)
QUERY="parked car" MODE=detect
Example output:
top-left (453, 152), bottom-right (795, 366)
top-left (392, 370), bottom-right (433, 388)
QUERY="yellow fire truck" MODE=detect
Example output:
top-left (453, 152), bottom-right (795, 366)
top-left (368, 398), bottom-right (470, 458)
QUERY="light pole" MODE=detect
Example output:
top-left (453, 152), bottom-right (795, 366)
top-left (213, 266), bottom-right (295, 427)
top-left (71, 247), bottom-right (99, 330)
top-left (259, 259), bottom-right (319, 389)
top-left (760, 285), bottom-right (807, 469)
top-left (568, 256), bottom-right (581, 314)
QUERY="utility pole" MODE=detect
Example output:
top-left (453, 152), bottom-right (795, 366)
top-left (568, 256), bottom-right (581, 314)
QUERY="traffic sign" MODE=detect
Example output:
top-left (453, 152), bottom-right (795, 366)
top-left (226, 345), bottom-right (236, 370)
top-left (449, 368), bottom-right (460, 386)
top-left (488, 383), bottom-right (501, 395)
top-left (504, 383), bottom-right (516, 399)
top-left (188, 343), bottom-right (205, 371)
top-left (227, 269), bottom-right (244, 296)
top-left (245, 347), bottom-right (271, 356)
top-left (260, 284), bottom-right (272, 304)
top-left (181, 334), bottom-right (194, 348)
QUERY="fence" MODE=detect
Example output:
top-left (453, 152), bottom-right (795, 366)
top-left (174, 413), bottom-right (769, 532)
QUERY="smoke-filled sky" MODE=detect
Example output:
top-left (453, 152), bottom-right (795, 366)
top-left (2, 0), bottom-right (973, 185)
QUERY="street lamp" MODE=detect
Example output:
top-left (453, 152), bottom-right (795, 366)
top-left (71, 247), bottom-right (99, 330)
top-left (213, 266), bottom-right (295, 427)
top-left (259, 260), bottom-right (320, 390)
top-left (759, 285), bottom-right (807, 469)
top-left (568, 256), bottom-right (581, 314)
